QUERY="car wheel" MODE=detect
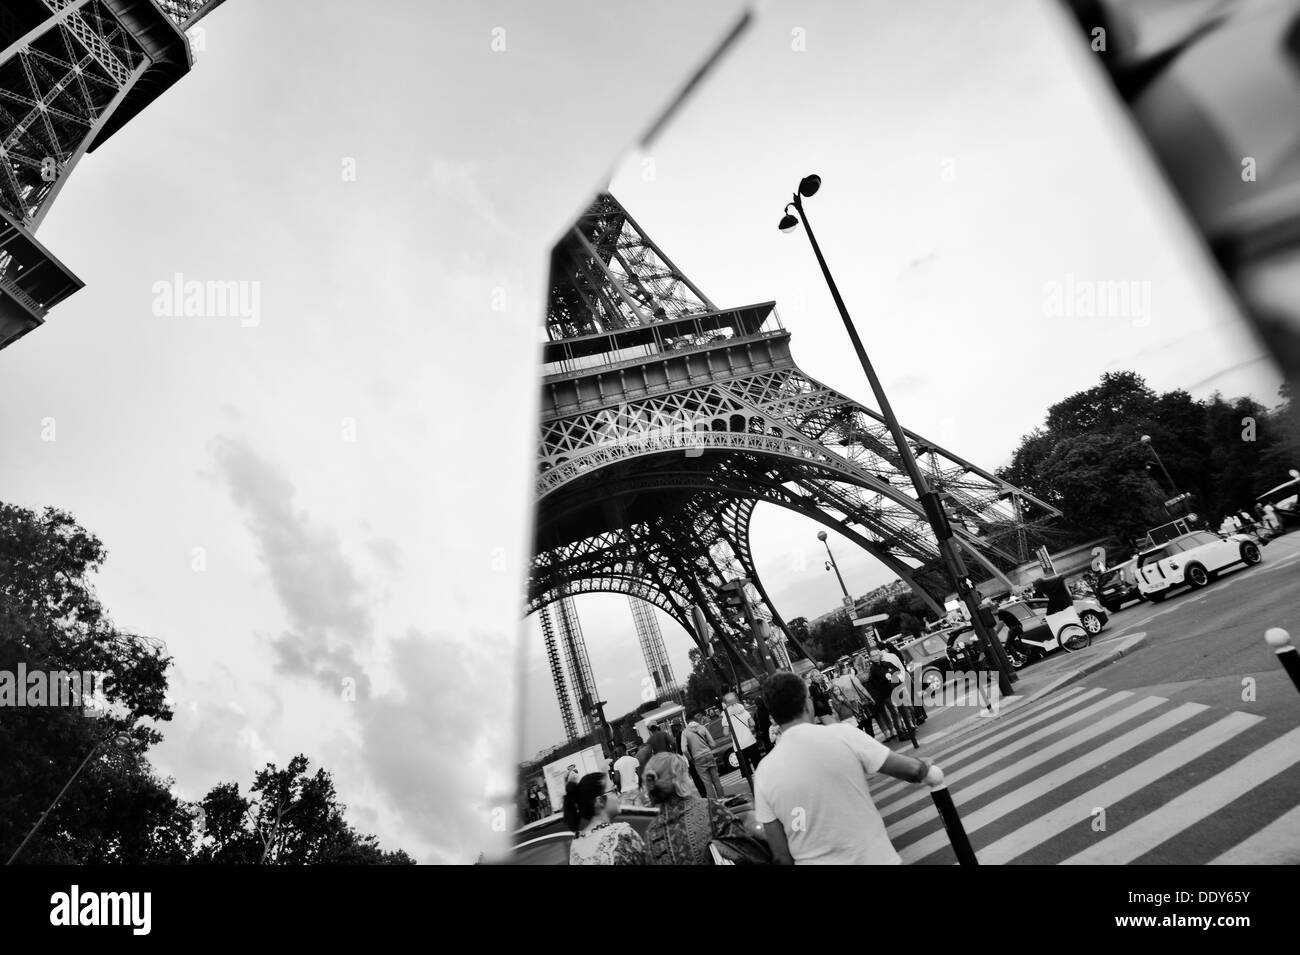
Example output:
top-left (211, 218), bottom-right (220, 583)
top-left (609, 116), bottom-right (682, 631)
top-left (1080, 610), bottom-right (1104, 634)
top-left (1185, 563), bottom-right (1209, 589)
top-left (921, 667), bottom-right (944, 692)
top-left (1241, 541), bottom-right (1262, 565)
top-left (1058, 624), bottom-right (1092, 652)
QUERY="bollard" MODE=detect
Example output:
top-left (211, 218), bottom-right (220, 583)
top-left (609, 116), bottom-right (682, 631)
top-left (1265, 628), bottom-right (1300, 695)
top-left (926, 765), bottom-right (978, 865)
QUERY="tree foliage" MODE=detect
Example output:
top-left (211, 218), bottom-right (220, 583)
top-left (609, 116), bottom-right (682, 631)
top-left (999, 372), bottom-right (1298, 547)
top-left (1, 503), bottom-right (413, 865)
top-left (193, 756), bottom-right (414, 865)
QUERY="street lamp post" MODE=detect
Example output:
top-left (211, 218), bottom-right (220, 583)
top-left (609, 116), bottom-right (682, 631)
top-left (7, 730), bottom-right (132, 865)
top-left (817, 529), bottom-right (852, 601)
top-left (818, 530), bottom-right (881, 651)
top-left (780, 175), bottom-right (1015, 696)
top-left (1140, 435), bottom-right (1184, 511)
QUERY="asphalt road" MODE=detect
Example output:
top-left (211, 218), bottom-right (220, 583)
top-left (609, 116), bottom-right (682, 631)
top-left (878, 532), bottom-right (1300, 863)
top-left (1084, 532), bottom-right (1300, 719)
top-left (716, 536), bottom-right (1300, 862)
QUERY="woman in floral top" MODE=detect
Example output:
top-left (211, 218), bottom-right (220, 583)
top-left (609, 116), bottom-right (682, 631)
top-left (565, 772), bottom-right (646, 865)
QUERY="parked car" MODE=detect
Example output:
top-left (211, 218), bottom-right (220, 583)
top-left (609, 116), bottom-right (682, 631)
top-left (1018, 595), bottom-right (1110, 636)
top-left (945, 627), bottom-right (984, 672)
top-left (886, 628), bottom-right (963, 692)
top-left (1135, 530), bottom-right (1263, 602)
top-left (1095, 559), bottom-right (1143, 613)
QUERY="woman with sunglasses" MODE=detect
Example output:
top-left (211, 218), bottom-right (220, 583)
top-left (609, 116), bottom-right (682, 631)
top-left (564, 772), bottom-right (646, 865)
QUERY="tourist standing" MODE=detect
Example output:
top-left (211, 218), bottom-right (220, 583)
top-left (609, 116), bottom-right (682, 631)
top-left (753, 672), bottom-right (934, 865)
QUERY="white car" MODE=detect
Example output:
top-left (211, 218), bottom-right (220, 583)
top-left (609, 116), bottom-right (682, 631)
top-left (1135, 530), bottom-right (1263, 602)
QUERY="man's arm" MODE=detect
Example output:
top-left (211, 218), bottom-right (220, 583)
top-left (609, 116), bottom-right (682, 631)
top-left (760, 818), bottom-right (795, 865)
top-left (880, 752), bottom-right (934, 784)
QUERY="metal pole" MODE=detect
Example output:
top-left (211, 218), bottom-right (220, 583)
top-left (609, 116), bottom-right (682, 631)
top-left (822, 537), bottom-right (851, 599)
top-left (925, 764), bottom-right (978, 865)
top-left (7, 734), bottom-right (115, 865)
top-left (1146, 442), bottom-right (1178, 496)
top-left (1266, 628), bottom-right (1300, 695)
top-left (794, 193), bottom-right (1015, 697)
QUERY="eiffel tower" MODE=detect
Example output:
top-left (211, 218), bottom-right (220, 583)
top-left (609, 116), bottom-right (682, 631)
top-left (529, 192), bottom-right (1064, 686)
top-left (0, 0), bottom-right (228, 349)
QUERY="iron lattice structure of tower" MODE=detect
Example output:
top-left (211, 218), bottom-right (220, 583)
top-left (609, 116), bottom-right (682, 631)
top-left (0, 0), bottom-right (229, 349)
top-left (628, 596), bottom-right (678, 703)
top-left (554, 595), bottom-right (600, 736)
top-left (529, 193), bottom-right (1070, 680)
top-left (538, 605), bottom-right (579, 742)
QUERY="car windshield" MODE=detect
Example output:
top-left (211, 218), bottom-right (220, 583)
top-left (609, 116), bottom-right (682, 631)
top-left (919, 636), bottom-right (946, 655)
top-left (1099, 569), bottom-right (1121, 586)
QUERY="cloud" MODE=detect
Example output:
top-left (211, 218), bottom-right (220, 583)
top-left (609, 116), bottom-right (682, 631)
top-left (351, 629), bottom-right (509, 863)
top-left (211, 435), bottom-right (510, 862)
top-left (212, 436), bottom-right (373, 699)
top-left (367, 537), bottom-right (401, 573)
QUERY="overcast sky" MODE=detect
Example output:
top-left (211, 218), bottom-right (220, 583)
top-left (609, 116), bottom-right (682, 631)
top-left (0, 1), bottom-right (1281, 862)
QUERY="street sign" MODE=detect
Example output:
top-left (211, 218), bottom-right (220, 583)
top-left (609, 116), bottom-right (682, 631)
top-left (1035, 545), bottom-right (1055, 575)
top-left (841, 595), bottom-right (853, 608)
top-left (853, 612), bottom-right (889, 628)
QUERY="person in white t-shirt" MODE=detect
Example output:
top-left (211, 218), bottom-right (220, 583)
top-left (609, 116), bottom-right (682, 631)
top-left (753, 670), bottom-right (934, 865)
top-left (613, 744), bottom-right (642, 797)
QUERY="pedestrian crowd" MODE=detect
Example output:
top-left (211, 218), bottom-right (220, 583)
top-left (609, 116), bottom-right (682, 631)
top-left (561, 667), bottom-right (935, 865)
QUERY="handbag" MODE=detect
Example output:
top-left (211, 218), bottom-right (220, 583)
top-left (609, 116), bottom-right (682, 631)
top-left (707, 802), bottom-right (774, 865)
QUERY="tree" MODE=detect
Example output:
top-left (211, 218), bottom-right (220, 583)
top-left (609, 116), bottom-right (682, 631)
top-left (1, 503), bottom-right (415, 865)
top-left (193, 755), bottom-right (413, 865)
top-left (997, 372), bottom-right (1298, 543)
top-left (683, 648), bottom-right (724, 715)
top-left (808, 610), bottom-right (864, 662)
top-left (0, 504), bottom-right (188, 864)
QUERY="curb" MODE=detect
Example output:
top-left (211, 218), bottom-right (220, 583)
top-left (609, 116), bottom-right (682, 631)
top-left (914, 631), bottom-right (1150, 749)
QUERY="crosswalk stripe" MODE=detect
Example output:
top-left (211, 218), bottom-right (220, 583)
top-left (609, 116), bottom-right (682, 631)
top-left (899, 701), bottom-right (1208, 863)
top-left (1207, 802), bottom-right (1300, 865)
top-left (879, 694), bottom-right (1164, 832)
top-left (980, 711), bottom-right (1260, 864)
top-left (909, 686), bottom-right (1089, 752)
top-left (1059, 721), bottom-right (1296, 865)
top-left (916, 688), bottom-right (1117, 768)
top-left (876, 691), bottom-right (1140, 814)
top-left (909, 686), bottom-right (1093, 761)
top-left (872, 688), bottom-right (1105, 802)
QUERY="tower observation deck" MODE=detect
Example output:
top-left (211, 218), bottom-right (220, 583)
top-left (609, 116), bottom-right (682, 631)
top-left (0, 0), bottom-right (229, 350)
